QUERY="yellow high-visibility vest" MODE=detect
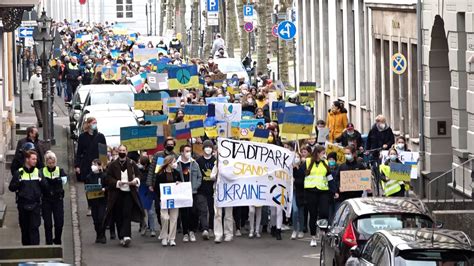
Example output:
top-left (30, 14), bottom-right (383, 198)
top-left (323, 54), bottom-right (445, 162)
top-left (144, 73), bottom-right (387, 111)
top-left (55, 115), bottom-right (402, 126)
top-left (19, 167), bottom-right (40, 181)
top-left (42, 167), bottom-right (60, 179)
top-left (379, 164), bottom-right (409, 196)
top-left (304, 158), bottom-right (329, 190)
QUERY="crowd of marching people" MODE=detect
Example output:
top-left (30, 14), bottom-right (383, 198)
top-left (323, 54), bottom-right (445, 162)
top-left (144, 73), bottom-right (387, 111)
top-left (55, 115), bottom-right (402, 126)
top-left (11, 19), bottom-right (413, 248)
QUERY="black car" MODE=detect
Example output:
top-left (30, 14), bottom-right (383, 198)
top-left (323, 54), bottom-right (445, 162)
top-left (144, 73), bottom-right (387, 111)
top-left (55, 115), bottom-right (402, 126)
top-left (318, 197), bottom-right (435, 266)
top-left (346, 228), bottom-right (474, 265)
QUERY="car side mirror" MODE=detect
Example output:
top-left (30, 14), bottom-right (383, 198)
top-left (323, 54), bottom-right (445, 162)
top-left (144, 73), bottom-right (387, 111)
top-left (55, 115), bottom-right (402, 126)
top-left (350, 246), bottom-right (361, 258)
top-left (317, 219), bottom-right (329, 230)
top-left (435, 221), bottom-right (444, 229)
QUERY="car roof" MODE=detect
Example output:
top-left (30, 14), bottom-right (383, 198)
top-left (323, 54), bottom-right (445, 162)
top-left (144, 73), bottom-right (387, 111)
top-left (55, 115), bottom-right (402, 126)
top-left (345, 197), bottom-right (431, 217)
top-left (87, 85), bottom-right (134, 94)
top-left (214, 58), bottom-right (241, 64)
top-left (85, 110), bottom-right (136, 119)
top-left (80, 84), bottom-right (133, 92)
top-left (377, 229), bottom-right (473, 251)
top-left (83, 103), bottom-right (131, 112)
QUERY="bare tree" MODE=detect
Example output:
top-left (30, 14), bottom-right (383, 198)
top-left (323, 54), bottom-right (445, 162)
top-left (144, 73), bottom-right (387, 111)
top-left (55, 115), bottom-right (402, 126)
top-left (166, 0), bottom-right (174, 31)
top-left (278, 0), bottom-right (290, 84)
top-left (256, 1), bottom-right (267, 75)
top-left (203, 12), bottom-right (213, 58)
top-left (236, 0), bottom-right (249, 59)
top-left (190, 0), bottom-right (200, 58)
top-left (266, 0), bottom-right (276, 54)
top-left (178, 0), bottom-right (187, 56)
top-left (159, 0), bottom-right (166, 36)
top-left (225, 0), bottom-right (237, 57)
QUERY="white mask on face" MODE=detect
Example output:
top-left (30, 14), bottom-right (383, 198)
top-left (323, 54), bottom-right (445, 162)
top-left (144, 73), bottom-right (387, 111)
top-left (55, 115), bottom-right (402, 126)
top-left (171, 162), bottom-right (178, 169)
top-left (184, 152), bottom-right (191, 160)
top-left (397, 143), bottom-right (405, 150)
top-left (293, 156), bottom-right (301, 166)
top-left (91, 165), bottom-right (100, 173)
top-left (204, 147), bottom-right (213, 155)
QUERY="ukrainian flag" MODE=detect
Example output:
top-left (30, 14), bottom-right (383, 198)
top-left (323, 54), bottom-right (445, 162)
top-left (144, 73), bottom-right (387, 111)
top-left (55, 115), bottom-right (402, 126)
top-left (253, 128), bottom-right (270, 143)
top-left (134, 93), bottom-right (163, 111)
top-left (184, 104), bottom-right (208, 122)
top-left (188, 120), bottom-right (205, 138)
top-left (281, 112), bottom-right (315, 135)
top-left (204, 117), bottom-right (218, 139)
top-left (120, 126), bottom-right (157, 152)
top-left (168, 65), bottom-right (200, 90)
top-left (144, 114), bottom-right (168, 125)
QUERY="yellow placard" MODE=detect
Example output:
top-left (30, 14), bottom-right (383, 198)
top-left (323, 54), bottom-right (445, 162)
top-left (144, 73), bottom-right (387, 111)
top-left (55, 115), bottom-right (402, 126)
top-left (134, 101), bottom-right (163, 111)
top-left (86, 190), bottom-right (105, 200)
top-left (326, 143), bottom-right (346, 164)
top-left (121, 137), bottom-right (157, 152)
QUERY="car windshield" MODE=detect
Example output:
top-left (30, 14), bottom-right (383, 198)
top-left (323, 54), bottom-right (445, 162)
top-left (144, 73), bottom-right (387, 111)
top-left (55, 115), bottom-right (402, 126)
top-left (395, 250), bottom-right (474, 266)
top-left (90, 91), bottom-right (134, 106)
top-left (96, 115), bottom-right (137, 136)
top-left (216, 60), bottom-right (244, 72)
top-left (356, 214), bottom-right (433, 237)
top-left (78, 90), bottom-right (89, 104)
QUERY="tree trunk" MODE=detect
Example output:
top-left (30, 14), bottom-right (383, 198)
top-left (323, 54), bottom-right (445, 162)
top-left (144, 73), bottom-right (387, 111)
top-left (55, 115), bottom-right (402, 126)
top-left (278, 1), bottom-right (289, 85)
top-left (256, 2), bottom-right (267, 75)
top-left (236, 0), bottom-right (249, 59)
top-left (166, 0), bottom-right (174, 31)
top-left (266, 0), bottom-right (276, 55)
top-left (178, 0), bottom-right (187, 57)
top-left (225, 0), bottom-right (237, 58)
top-left (219, 0), bottom-right (226, 36)
top-left (191, 0), bottom-right (200, 58)
top-left (159, 0), bottom-right (166, 36)
top-left (203, 14), bottom-right (213, 58)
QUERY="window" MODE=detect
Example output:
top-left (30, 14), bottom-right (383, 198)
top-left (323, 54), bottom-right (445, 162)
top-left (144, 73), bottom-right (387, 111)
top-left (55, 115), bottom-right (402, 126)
top-left (377, 248), bottom-right (390, 266)
top-left (116, 0), bottom-right (133, 19)
top-left (361, 234), bottom-right (380, 262)
top-left (336, 206), bottom-right (351, 228)
top-left (331, 204), bottom-right (347, 227)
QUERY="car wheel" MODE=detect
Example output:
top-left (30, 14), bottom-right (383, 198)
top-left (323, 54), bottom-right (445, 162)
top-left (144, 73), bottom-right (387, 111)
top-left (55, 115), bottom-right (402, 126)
top-left (320, 243), bottom-right (325, 266)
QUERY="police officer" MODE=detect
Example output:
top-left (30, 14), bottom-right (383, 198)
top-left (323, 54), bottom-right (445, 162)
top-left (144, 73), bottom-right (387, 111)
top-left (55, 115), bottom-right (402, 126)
top-left (81, 59), bottom-right (95, 85)
top-left (64, 56), bottom-right (82, 98)
top-left (41, 151), bottom-right (67, 245)
top-left (304, 145), bottom-right (334, 247)
top-left (169, 35), bottom-right (182, 53)
top-left (9, 150), bottom-right (48, 245)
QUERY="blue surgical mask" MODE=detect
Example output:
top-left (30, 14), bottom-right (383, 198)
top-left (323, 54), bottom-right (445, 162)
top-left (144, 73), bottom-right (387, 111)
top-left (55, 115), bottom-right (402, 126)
top-left (328, 161), bottom-right (337, 167)
top-left (390, 155), bottom-right (398, 161)
top-left (91, 124), bottom-right (97, 131)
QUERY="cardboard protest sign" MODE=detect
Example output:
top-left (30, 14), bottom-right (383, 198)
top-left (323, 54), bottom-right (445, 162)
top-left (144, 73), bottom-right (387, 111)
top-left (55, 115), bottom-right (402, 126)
top-left (389, 162), bottom-right (412, 182)
top-left (160, 182), bottom-right (193, 209)
top-left (281, 112), bottom-right (314, 135)
top-left (299, 81), bottom-right (317, 105)
top-left (339, 170), bottom-right (372, 192)
top-left (133, 48), bottom-right (159, 62)
top-left (144, 114), bottom-right (168, 124)
top-left (98, 143), bottom-right (108, 167)
top-left (184, 104), bottom-right (208, 121)
top-left (326, 143), bottom-right (346, 164)
top-left (163, 97), bottom-right (181, 114)
top-left (381, 151), bottom-right (419, 179)
top-left (147, 72), bottom-right (168, 90)
top-left (215, 138), bottom-right (294, 215)
top-left (234, 119), bottom-right (265, 139)
top-left (120, 126), bottom-right (157, 152)
top-left (317, 128), bottom-right (330, 143)
top-left (214, 103), bottom-right (242, 122)
top-left (85, 184), bottom-right (104, 200)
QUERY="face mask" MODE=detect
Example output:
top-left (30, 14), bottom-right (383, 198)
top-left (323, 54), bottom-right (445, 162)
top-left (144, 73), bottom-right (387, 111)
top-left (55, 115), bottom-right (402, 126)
top-left (90, 124), bottom-right (97, 131)
top-left (345, 154), bottom-right (354, 162)
top-left (121, 71), bottom-right (127, 76)
top-left (294, 156), bottom-right (301, 165)
top-left (378, 123), bottom-right (386, 130)
top-left (91, 165), bottom-right (100, 173)
top-left (171, 162), bottom-right (178, 169)
top-left (137, 163), bottom-right (144, 169)
top-left (166, 145), bottom-right (174, 152)
top-left (204, 147), bottom-right (213, 155)
top-left (118, 152), bottom-right (127, 159)
top-left (390, 155), bottom-right (398, 161)
top-left (86, 64), bottom-right (92, 68)
top-left (328, 161), bottom-right (337, 167)
top-left (183, 152), bottom-right (191, 160)
top-left (397, 143), bottom-right (405, 150)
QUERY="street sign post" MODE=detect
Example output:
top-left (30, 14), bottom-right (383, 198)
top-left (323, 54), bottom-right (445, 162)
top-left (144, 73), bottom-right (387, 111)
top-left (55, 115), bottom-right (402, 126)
top-left (18, 27), bottom-right (33, 38)
top-left (272, 24), bottom-right (278, 38)
top-left (207, 0), bottom-right (219, 25)
top-left (244, 22), bottom-right (254, 33)
top-left (207, 0), bottom-right (218, 12)
top-left (391, 52), bottom-right (407, 75)
top-left (277, 20), bottom-right (296, 40)
top-left (243, 5), bottom-right (254, 22)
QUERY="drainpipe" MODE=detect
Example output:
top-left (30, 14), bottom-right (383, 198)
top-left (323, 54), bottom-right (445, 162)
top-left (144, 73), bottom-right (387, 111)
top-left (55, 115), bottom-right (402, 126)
top-left (417, 0), bottom-right (426, 198)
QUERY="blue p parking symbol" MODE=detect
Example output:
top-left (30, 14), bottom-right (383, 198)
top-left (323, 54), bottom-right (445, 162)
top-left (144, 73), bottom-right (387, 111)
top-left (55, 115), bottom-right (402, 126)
top-left (167, 199), bottom-right (175, 209)
top-left (163, 186), bottom-right (172, 195)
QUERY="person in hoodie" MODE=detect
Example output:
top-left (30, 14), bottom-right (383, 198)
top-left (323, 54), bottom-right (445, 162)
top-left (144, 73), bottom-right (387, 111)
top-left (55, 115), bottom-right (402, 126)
top-left (195, 140), bottom-right (216, 240)
top-left (366, 114), bottom-right (395, 154)
top-left (327, 101), bottom-right (348, 143)
top-left (175, 144), bottom-right (203, 243)
top-left (291, 151), bottom-right (307, 240)
top-left (335, 123), bottom-right (363, 151)
top-left (85, 159), bottom-right (107, 244)
top-left (41, 151), bottom-right (68, 245)
top-left (337, 145), bottom-right (367, 202)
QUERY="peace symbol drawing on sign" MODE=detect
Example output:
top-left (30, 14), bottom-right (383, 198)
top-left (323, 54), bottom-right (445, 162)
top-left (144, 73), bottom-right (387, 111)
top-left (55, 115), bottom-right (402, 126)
top-left (176, 68), bottom-right (191, 84)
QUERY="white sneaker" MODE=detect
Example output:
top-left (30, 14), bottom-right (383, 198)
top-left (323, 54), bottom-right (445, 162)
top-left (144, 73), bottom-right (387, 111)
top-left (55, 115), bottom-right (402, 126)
top-left (310, 237), bottom-right (318, 247)
top-left (122, 237), bottom-right (131, 247)
top-left (150, 231), bottom-right (157, 237)
top-left (189, 231), bottom-right (196, 242)
top-left (256, 232), bottom-right (261, 238)
top-left (297, 232), bottom-right (304, 239)
top-left (291, 231), bottom-right (297, 240)
top-left (183, 234), bottom-right (189, 242)
top-left (224, 235), bottom-right (233, 242)
top-left (214, 236), bottom-right (223, 243)
top-left (202, 230), bottom-right (209, 240)
top-left (169, 240), bottom-right (176, 246)
top-left (235, 229), bottom-right (242, 237)
top-left (161, 239), bottom-right (168, 246)
top-left (282, 224), bottom-right (291, 231)
top-left (249, 232), bottom-right (254, 238)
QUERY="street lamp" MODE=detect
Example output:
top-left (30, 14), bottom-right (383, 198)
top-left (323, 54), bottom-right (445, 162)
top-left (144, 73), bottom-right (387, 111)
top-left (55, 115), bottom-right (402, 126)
top-left (33, 10), bottom-right (55, 145)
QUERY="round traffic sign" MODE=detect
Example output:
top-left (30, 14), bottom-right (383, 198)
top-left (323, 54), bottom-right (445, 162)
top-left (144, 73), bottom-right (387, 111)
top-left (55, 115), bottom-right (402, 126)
top-left (272, 24), bottom-right (278, 38)
top-left (277, 20), bottom-right (296, 40)
top-left (391, 52), bottom-right (407, 75)
top-left (244, 22), bottom-right (254, 33)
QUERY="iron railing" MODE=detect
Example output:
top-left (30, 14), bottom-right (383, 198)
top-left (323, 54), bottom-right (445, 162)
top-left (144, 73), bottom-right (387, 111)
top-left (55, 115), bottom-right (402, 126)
top-left (427, 158), bottom-right (473, 202)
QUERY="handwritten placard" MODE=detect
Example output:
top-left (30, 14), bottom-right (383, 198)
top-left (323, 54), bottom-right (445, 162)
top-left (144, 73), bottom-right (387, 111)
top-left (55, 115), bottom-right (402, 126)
top-left (85, 184), bottom-right (104, 200)
top-left (339, 170), bottom-right (372, 192)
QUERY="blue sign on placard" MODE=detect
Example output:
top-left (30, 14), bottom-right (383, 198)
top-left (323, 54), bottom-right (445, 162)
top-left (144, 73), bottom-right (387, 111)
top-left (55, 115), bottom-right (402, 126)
top-left (207, 0), bottom-right (218, 12)
top-left (277, 20), bottom-right (297, 40)
top-left (163, 186), bottom-right (172, 195)
top-left (243, 5), bottom-right (254, 17)
top-left (18, 27), bottom-right (34, 38)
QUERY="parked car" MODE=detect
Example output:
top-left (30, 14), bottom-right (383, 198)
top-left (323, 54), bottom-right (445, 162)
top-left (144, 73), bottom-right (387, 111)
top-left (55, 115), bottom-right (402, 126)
top-left (74, 110), bottom-right (139, 148)
top-left (318, 197), bottom-right (435, 266)
top-left (346, 228), bottom-right (474, 265)
top-left (214, 57), bottom-right (250, 83)
top-left (67, 84), bottom-right (94, 123)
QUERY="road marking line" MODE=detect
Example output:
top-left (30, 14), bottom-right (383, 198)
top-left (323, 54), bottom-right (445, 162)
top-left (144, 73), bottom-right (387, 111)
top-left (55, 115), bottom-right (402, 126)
top-left (303, 254), bottom-right (320, 259)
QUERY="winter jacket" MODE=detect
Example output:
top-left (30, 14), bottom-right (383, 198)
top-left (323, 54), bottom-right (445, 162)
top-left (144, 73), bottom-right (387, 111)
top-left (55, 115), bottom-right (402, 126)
top-left (75, 131), bottom-right (107, 181)
top-left (327, 109), bottom-right (348, 142)
top-left (336, 130), bottom-right (363, 149)
top-left (176, 156), bottom-right (202, 194)
top-left (366, 124), bottom-right (395, 151)
top-left (337, 158), bottom-right (366, 201)
top-left (28, 74), bottom-right (43, 101)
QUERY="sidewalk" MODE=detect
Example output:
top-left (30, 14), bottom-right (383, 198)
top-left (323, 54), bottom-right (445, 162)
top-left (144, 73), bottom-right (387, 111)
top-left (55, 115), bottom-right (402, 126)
top-left (0, 80), bottom-right (74, 264)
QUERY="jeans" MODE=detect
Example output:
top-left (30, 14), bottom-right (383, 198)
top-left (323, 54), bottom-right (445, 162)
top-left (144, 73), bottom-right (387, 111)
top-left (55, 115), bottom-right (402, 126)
top-left (291, 195), bottom-right (305, 232)
top-left (194, 194), bottom-right (209, 231)
top-left (249, 206), bottom-right (262, 233)
top-left (180, 207), bottom-right (197, 235)
top-left (146, 207), bottom-right (156, 232)
top-left (233, 206), bottom-right (248, 230)
top-left (56, 80), bottom-right (65, 97)
top-left (33, 100), bottom-right (43, 124)
top-left (270, 207), bottom-right (283, 229)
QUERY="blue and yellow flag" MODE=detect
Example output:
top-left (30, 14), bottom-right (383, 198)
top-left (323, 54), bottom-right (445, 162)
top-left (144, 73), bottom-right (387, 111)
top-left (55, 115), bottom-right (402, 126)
top-left (188, 120), bottom-right (205, 138)
top-left (168, 65), bottom-right (200, 90)
top-left (120, 126), bottom-right (157, 152)
top-left (144, 114), bottom-right (168, 125)
top-left (253, 128), bottom-right (270, 143)
top-left (134, 93), bottom-right (163, 111)
top-left (184, 104), bottom-right (208, 121)
top-left (281, 112), bottom-right (315, 135)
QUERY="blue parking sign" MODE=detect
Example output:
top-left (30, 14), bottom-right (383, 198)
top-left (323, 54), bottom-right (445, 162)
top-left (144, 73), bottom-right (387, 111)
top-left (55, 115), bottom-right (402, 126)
top-left (166, 199), bottom-right (175, 209)
top-left (163, 186), bottom-right (172, 195)
top-left (243, 5), bottom-right (254, 17)
top-left (207, 0), bottom-right (218, 12)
